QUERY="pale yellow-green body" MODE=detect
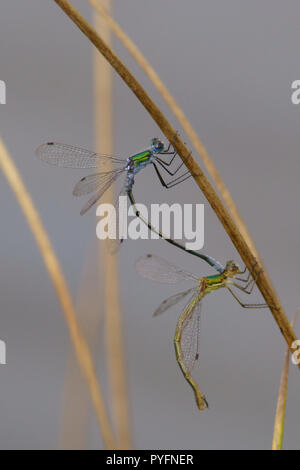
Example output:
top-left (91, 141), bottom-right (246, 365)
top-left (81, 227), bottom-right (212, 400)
top-left (174, 269), bottom-right (237, 410)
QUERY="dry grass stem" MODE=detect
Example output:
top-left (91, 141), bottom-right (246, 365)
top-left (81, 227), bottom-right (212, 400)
top-left (272, 309), bottom-right (300, 450)
top-left (60, 249), bottom-right (102, 449)
top-left (0, 137), bottom-right (115, 449)
top-left (94, 1), bottom-right (132, 449)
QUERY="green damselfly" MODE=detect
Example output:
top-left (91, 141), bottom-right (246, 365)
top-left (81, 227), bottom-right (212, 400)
top-left (36, 137), bottom-right (190, 215)
top-left (136, 254), bottom-right (268, 410)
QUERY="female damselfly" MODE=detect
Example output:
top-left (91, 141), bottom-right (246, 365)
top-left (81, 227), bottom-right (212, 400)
top-left (135, 254), bottom-right (268, 410)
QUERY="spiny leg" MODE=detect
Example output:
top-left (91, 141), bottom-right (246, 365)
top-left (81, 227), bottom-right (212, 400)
top-left (232, 267), bottom-right (264, 294)
top-left (156, 159), bottom-right (191, 182)
top-left (157, 146), bottom-right (192, 170)
top-left (237, 265), bottom-right (247, 275)
top-left (226, 286), bottom-right (269, 309)
top-left (159, 145), bottom-right (193, 168)
top-left (162, 130), bottom-right (180, 154)
top-left (160, 131), bottom-right (179, 157)
top-left (163, 142), bottom-right (172, 152)
top-left (158, 151), bottom-right (177, 166)
top-left (235, 261), bottom-right (259, 280)
top-left (156, 156), bottom-right (184, 175)
top-left (164, 173), bottom-right (193, 188)
top-left (153, 162), bottom-right (192, 189)
top-left (231, 279), bottom-right (257, 295)
top-left (234, 270), bottom-right (252, 283)
top-left (236, 260), bottom-right (258, 280)
top-left (161, 171), bottom-right (193, 189)
top-left (152, 162), bottom-right (169, 188)
top-left (161, 130), bottom-right (193, 165)
top-left (154, 150), bottom-right (194, 185)
top-left (231, 274), bottom-right (258, 293)
top-left (155, 148), bottom-right (200, 188)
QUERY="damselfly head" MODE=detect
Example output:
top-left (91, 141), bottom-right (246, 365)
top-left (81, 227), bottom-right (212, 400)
top-left (151, 137), bottom-right (165, 153)
top-left (225, 260), bottom-right (240, 275)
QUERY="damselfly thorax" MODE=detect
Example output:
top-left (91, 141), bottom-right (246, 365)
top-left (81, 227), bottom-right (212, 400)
top-left (125, 149), bottom-right (156, 191)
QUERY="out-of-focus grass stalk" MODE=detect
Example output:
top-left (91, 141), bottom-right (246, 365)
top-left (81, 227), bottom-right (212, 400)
top-left (60, 247), bottom-right (102, 449)
top-left (272, 309), bottom-right (300, 450)
top-left (0, 138), bottom-right (116, 450)
top-left (94, 1), bottom-right (132, 449)
top-left (53, 0), bottom-right (300, 363)
top-left (89, 0), bottom-right (261, 263)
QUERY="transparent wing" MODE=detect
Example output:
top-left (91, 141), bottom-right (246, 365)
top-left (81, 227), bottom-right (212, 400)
top-left (79, 171), bottom-right (123, 215)
top-left (73, 169), bottom-right (125, 196)
top-left (36, 142), bottom-right (125, 169)
top-left (153, 287), bottom-right (197, 316)
top-left (135, 254), bottom-right (198, 284)
top-left (180, 298), bottom-right (202, 375)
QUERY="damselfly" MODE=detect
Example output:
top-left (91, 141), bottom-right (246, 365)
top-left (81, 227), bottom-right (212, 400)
top-left (36, 138), bottom-right (191, 216)
top-left (135, 254), bottom-right (268, 410)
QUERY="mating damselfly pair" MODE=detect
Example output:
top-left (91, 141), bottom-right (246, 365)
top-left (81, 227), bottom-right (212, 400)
top-left (36, 137), bottom-right (268, 410)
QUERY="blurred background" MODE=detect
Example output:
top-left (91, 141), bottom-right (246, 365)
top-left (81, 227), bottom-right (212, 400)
top-left (0, 0), bottom-right (300, 450)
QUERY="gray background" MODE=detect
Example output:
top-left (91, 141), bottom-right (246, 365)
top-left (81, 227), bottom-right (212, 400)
top-left (0, 0), bottom-right (300, 450)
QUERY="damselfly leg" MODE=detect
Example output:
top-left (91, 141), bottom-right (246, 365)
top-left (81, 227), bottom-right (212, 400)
top-left (152, 163), bottom-right (192, 189)
top-left (227, 265), bottom-right (268, 308)
top-left (226, 286), bottom-right (268, 309)
top-left (153, 149), bottom-right (194, 188)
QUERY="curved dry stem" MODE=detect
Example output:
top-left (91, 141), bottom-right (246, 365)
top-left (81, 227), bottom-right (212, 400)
top-left (272, 309), bottom-right (300, 450)
top-left (53, 0), bottom-right (299, 363)
top-left (89, 0), bottom-right (261, 263)
top-left (0, 138), bottom-right (115, 449)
